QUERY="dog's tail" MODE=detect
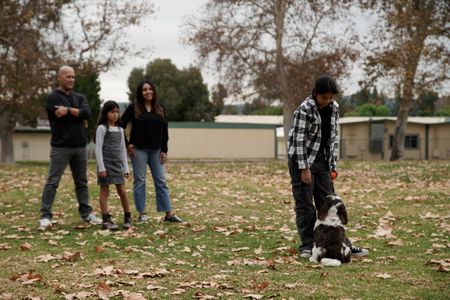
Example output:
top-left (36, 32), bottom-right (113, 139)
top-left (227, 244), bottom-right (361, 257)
top-left (320, 258), bottom-right (341, 267)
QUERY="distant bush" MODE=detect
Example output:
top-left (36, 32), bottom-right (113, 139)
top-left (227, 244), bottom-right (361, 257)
top-left (435, 105), bottom-right (450, 116)
top-left (345, 103), bottom-right (391, 117)
top-left (250, 106), bottom-right (283, 115)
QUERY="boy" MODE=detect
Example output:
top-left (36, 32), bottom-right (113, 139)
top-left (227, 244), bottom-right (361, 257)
top-left (287, 75), bottom-right (368, 258)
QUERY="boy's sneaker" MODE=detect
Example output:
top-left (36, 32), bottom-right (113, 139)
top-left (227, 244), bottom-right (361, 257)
top-left (164, 215), bottom-right (183, 223)
top-left (102, 214), bottom-right (118, 231)
top-left (82, 213), bottom-right (102, 225)
top-left (350, 245), bottom-right (369, 257)
top-left (300, 249), bottom-right (312, 258)
top-left (124, 216), bottom-right (132, 229)
top-left (38, 218), bottom-right (52, 231)
top-left (138, 213), bottom-right (149, 223)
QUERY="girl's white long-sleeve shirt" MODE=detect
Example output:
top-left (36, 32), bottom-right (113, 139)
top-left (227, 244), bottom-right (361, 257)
top-left (95, 125), bottom-right (129, 173)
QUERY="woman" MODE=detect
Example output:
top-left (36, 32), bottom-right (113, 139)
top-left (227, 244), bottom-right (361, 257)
top-left (121, 80), bottom-right (182, 223)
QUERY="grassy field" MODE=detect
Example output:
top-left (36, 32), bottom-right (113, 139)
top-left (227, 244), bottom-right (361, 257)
top-left (0, 160), bottom-right (449, 299)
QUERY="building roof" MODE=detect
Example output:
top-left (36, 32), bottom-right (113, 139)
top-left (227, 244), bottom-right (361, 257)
top-left (339, 116), bottom-right (450, 125)
top-left (215, 115), bottom-right (283, 125)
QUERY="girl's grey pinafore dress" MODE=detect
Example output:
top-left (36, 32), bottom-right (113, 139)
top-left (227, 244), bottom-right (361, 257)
top-left (98, 129), bottom-right (125, 185)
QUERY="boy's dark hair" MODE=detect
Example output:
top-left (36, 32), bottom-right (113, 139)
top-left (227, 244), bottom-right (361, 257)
top-left (312, 75), bottom-right (339, 95)
top-left (94, 100), bottom-right (120, 143)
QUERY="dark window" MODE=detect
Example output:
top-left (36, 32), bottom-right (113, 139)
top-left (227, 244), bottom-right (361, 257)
top-left (389, 134), bottom-right (419, 149)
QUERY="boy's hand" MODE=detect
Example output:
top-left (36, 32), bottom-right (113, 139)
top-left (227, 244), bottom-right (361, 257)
top-left (301, 168), bottom-right (311, 185)
top-left (98, 170), bottom-right (107, 178)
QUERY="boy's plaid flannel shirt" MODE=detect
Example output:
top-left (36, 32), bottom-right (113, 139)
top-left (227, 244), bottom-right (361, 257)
top-left (287, 96), bottom-right (339, 170)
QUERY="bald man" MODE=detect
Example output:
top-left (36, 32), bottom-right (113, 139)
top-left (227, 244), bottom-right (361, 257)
top-left (39, 66), bottom-right (100, 230)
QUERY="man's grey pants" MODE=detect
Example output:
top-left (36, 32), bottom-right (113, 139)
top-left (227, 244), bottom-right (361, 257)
top-left (288, 153), bottom-right (334, 252)
top-left (40, 146), bottom-right (92, 220)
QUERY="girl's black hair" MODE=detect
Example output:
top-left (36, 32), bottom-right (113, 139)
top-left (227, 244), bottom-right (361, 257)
top-left (94, 100), bottom-right (120, 143)
top-left (135, 79), bottom-right (165, 120)
top-left (312, 75), bottom-right (339, 96)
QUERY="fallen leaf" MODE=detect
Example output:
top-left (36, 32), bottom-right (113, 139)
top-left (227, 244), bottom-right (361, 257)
top-left (181, 247), bottom-right (191, 253)
top-left (20, 242), bottom-right (32, 251)
top-left (97, 282), bottom-right (111, 300)
top-left (245, 294), bottom-right (264, 299)
top-left (252, 281), bottom-right (269, 290)
top-left (146, 284), bottom-right (167, 290)
top-left (375, 272), bottom-right (392, 279)
top-left (254, 246), bottom-right (263, 255)
top-left (34, 254), bottom-right (58, 262)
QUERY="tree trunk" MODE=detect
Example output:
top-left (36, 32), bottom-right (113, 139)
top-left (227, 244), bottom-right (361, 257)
top-left (0, 104), bottom-right (17, 164)
top-left (390, 106), bottom-right (409, 160)
top-left (390, 40), bottom-right (423, 160)
top-left (0, 125), bottom-right (15, 165)
top-left (274, 0), bottom-right (294, 150)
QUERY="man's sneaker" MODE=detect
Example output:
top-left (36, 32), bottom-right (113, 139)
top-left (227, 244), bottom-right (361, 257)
top-left (164, 215), bottom-right (183, 223)
top-left (82, 213), bottom-right (102, 225)
top-left (300, 249), bottom-right (312, 258)
top-left (38, 218), bottom-right (52, 231)
top-left (123, 216), bottom-right (132, 229)
top-left (138, 213), bottom-right (149, 223)
top-left (350, 245), bottom-right (369, 257)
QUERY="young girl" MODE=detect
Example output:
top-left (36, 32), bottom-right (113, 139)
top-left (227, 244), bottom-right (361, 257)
top-left (95, 100), bottom-right (132, 230)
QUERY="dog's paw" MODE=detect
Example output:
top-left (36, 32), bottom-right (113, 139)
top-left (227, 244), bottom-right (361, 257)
top-left (309, 256), bottom-right (318, 263)
top-left (320, 258), bottom-right (341, 267)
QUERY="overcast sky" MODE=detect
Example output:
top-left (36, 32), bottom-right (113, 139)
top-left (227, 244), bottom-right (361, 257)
top-left (98, 0), bottom-right (371, 104)
top-left (98, 0), bottom-right (211, 103)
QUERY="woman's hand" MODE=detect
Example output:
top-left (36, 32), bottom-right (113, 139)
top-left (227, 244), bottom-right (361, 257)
top-left (98, 170), bottom-right (107, 178)
top-left (124, 172), bottom-right (130, 179)
top-left (127, 144), bottom-right (136, 159)
top-left (301, 168), bottom-right (311, 185)
top-left (160, 152), bottom-right (167, 165)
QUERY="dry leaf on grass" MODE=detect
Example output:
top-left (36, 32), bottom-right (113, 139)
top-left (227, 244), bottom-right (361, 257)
top-left (375, 272), bottom-right (392, 279)
top-left (97, 281), bottom-right (111, 300)
top-left (245, 294), bottom-right (264, 300)
top-left (10, 271), bottom-right (43, 285)
top-left (20, 242), bottom-right (32, 251)
top-left (0, 243), bottom-right (11, 250)
top-left (146, 284), bottom-right (167, 290)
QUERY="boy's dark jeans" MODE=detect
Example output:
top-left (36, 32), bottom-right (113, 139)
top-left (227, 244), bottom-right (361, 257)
top-left (288, 153), bottom-right (334, 252)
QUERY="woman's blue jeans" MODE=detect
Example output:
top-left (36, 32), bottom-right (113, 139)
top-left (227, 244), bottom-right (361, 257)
top-left (131, 148), bottom-right (172, 214)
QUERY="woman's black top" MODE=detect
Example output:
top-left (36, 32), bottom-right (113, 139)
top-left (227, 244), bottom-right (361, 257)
top-left (121, 103), bottom-right (168, 153)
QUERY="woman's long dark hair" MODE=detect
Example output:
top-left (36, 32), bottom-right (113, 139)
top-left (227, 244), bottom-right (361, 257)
top-left (94, 100), bottom-right (120, 143)
top-left (135, 79), bottom-right (165, 120)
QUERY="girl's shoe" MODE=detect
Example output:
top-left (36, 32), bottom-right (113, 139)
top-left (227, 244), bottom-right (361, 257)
top-left (164, 215), bottom-right (183, 223)
top-left (138, 213), bottom-right (149, 223)
top-left (102, 214), bottom-right (118, 230)
top-left (124, 216), bottom-right (132, 229)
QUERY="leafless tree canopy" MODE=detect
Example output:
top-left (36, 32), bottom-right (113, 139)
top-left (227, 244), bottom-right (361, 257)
top-left (0, 0), bottom-right (155, 163)
top-left (184, 0), bottom-right (358, 136)
top-left (361, 0), bottom-right (449, 160)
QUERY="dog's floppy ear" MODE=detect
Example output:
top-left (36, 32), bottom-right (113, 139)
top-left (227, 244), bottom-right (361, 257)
top-left (317, 195), bottom-right (333, 220)
top-left (337, 202), bottom-right (348, 225)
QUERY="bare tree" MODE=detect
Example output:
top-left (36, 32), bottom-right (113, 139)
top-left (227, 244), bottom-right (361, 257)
top-left (0, 0), bottom-right (155, 164)
top-left (361, 0), bottom-right (449, 160)
top-left (184, 0), bottom-right (358, 139)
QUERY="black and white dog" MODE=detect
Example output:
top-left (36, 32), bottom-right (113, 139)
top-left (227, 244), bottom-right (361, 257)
top-left (309, 194), bottom-right (351, 267)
